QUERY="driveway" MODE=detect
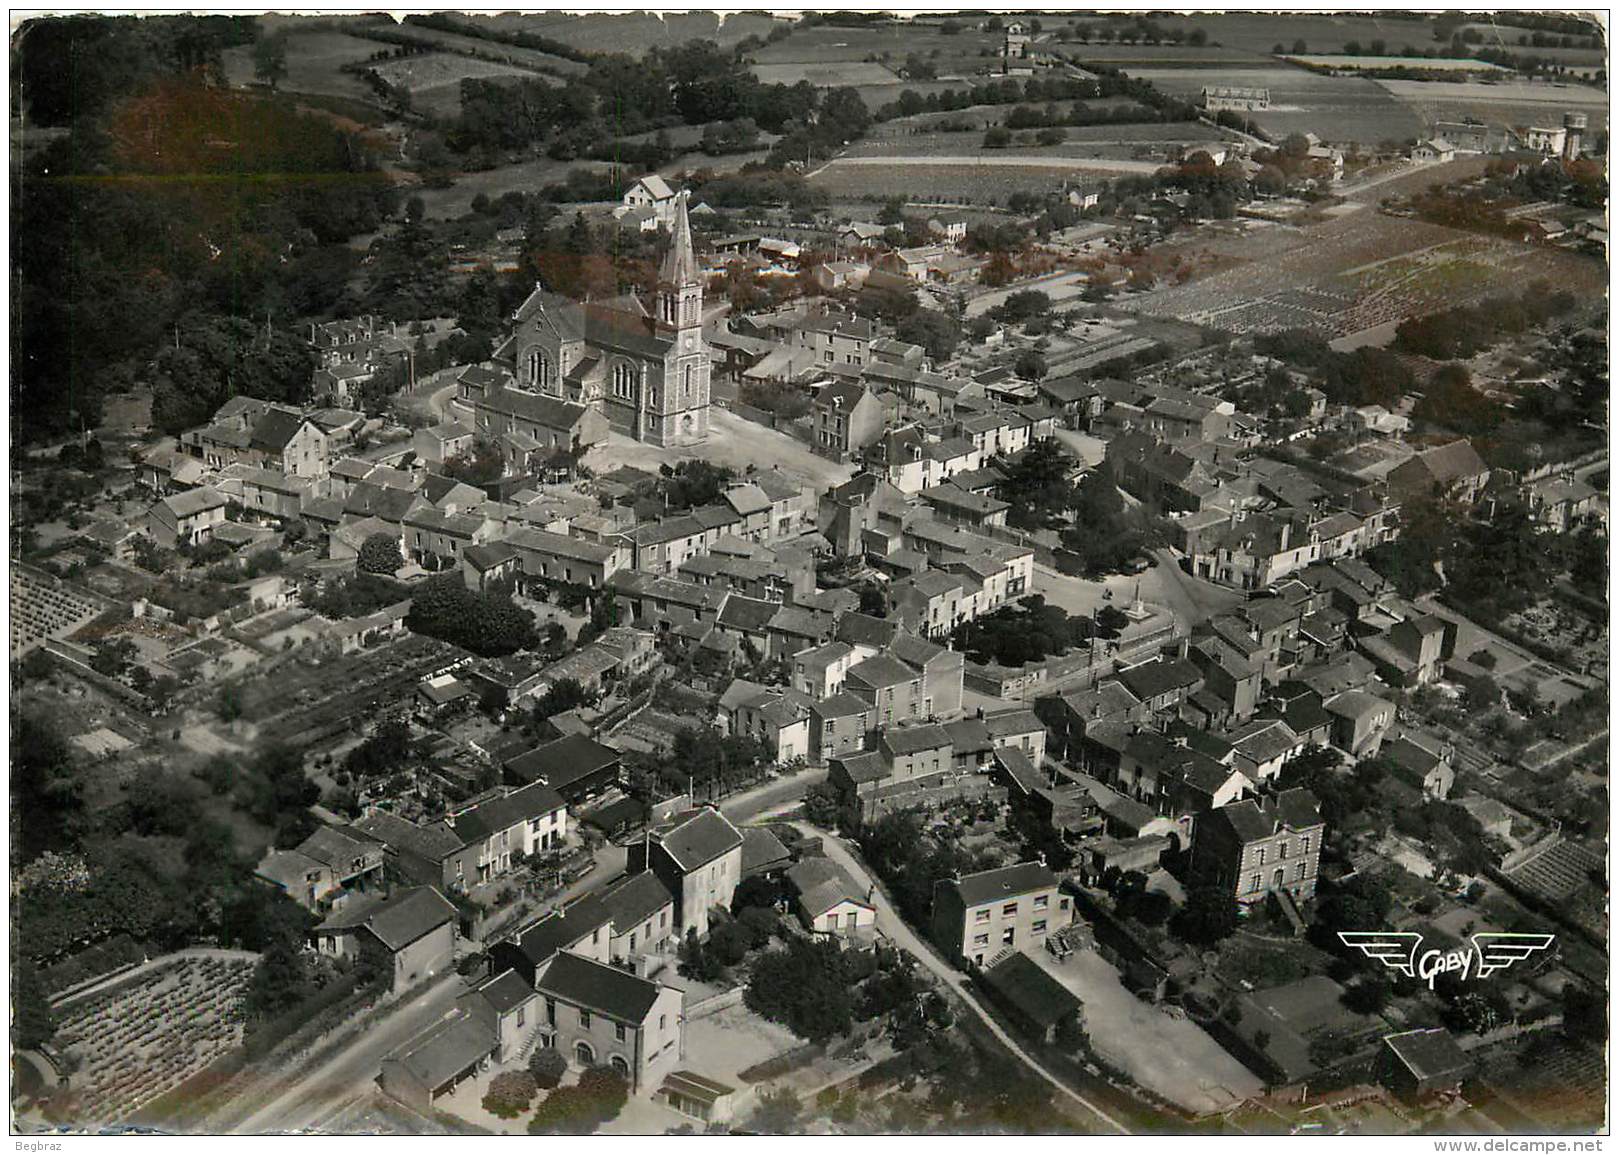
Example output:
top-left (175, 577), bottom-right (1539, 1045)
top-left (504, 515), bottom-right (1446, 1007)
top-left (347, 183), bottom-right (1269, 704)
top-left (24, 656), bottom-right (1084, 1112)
top-left (1030, 949), bottom-right (1261, 1117)
top-left (784, 823), bottom-right (1129, 1134)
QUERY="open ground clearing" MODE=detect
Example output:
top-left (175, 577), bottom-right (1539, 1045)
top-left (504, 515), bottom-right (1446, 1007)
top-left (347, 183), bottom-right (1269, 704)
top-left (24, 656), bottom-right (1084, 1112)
top-left (1031, 948), bottom-right (1262, 1117)
top-left (1374, 78), bottom-right (1610, 134)
top-left (220, 29), bottom-right (381, 105)
top-left (1113, 192), bottom-right (1604, 339)
top-left (1127, 66), bottom-right (1424, 144)
top-left (583, 408), bottom-right (856, 493)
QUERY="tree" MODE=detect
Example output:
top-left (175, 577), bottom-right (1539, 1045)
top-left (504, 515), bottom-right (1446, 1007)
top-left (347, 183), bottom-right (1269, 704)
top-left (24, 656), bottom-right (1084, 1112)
top-left (11, 709), bottom-right (86, 863)
top-left (746, 936), bottom-right (855, 1042)
top-left (529, 1046), bottom-right (568, 1088)
top-left (357, 533), bottom-right (403, 576)
top-left (802, 781), bottom-right (843, 828)
top-left (483, 1070), bottom-right (540, 1118)
top-left (983, 126), bottom-right (1013, 149)
top-left (1013, 349), bottom-right (1048, 381)
top-left (749, 1088), bottom-right (803, 1133)
top-left (1171, 886), bottom-right (1238, 945)
top-left (12, 958), bottom-right (56, 1049)
top-left (252, 33), bottom-right (288, 90)
top-left (246, 938), bottom-right (312, 1019)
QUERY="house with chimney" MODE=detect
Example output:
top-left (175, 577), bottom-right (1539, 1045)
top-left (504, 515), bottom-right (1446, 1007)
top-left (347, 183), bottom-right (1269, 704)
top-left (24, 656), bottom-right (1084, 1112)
top-left (1190, 788), bottom-right (1324, 910)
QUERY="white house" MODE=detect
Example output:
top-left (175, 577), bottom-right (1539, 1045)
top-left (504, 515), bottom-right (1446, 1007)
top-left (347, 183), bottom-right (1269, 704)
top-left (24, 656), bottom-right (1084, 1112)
top-left (621, 174), bottom-right (680, 229)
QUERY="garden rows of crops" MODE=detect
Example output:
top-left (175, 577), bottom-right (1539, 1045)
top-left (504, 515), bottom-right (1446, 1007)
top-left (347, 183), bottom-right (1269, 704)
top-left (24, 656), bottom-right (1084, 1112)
top-left (51, 954), bottom-right (257, 1125)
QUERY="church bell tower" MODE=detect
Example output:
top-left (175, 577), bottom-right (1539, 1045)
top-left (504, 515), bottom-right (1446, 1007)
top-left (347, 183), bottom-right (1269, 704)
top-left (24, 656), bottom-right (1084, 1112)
top-left (656, 191), bottom-right (702, 334)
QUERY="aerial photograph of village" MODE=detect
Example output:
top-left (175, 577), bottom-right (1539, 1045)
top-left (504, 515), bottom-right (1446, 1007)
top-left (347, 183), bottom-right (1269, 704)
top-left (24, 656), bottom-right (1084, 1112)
top-left (6, 7), bottom-right (1609, 1140)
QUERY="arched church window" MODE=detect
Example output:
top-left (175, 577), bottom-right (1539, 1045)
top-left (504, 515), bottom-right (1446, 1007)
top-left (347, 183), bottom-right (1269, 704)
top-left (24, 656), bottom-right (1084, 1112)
top-left (527, 349), bottom-right (551, 390)
top-left (613, 361), bottom-right (640, 400)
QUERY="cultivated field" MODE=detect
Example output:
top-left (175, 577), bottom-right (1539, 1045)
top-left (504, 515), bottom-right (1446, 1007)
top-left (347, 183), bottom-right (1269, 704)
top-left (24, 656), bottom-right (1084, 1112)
top-left (1099, 12), bottom-right (1449, 58)
top-left (1057, 43), bottom-right (1271, 68)
top-left (752, 60), bottom-right (900, 87)
top-left (369, 53), bottom-right (547, 119)
top-left (1374, 78), bottom-right (1610, 134)
top-left (1127, 65), bottom-right (1424, 144)
top-left (50, 954), bottom-right (258, 1126)
top-left (477, 10), bottom-right (784, 56)
top-left (843, 125), bottom-right (1175, 163)
top-left (1114, 202), bottom-right (1607, 341)
top-left (863, 96), bottom-right (1157, 138)
top-left (1285, 53), bottom-right (1511, 72)
top-left (810, 155), bottom-right (1162, 203)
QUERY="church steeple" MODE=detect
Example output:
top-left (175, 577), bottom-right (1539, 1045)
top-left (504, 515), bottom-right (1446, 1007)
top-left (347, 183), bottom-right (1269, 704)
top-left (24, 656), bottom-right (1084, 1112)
top-left (656, 191), bottom-right (702, 332)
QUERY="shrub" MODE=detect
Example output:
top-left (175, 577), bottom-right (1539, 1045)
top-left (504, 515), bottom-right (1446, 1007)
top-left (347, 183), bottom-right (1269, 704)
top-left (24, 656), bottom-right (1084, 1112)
top-left (483, 1070), bottom-right (539, 1118)
top-left (528, 1046), bottom-right (567, 1089)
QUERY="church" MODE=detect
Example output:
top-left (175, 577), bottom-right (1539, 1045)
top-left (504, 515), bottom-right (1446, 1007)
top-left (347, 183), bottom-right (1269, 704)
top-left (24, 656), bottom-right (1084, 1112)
top-left (471, 191), bottom-right (712, 452)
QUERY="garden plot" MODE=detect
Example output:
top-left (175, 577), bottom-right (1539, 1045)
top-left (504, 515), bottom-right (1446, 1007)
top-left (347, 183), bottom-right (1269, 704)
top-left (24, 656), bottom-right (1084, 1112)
top-left (51, 954), bottom-right (258, 1126)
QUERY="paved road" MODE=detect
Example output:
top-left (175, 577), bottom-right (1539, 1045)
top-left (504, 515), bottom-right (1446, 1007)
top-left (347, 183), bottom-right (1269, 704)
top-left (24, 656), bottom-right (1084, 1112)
top-left (719, 768), bottom-right (828, 825)
top-left (786, 822), bottom-right (1130, 1135)
top-left (1148, 547), bottom-right (1244, 627)
top-left (224, 974), bottom-right (464, 1134)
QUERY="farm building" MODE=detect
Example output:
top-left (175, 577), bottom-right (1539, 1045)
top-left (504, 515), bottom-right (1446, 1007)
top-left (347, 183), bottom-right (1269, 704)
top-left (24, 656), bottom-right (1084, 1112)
top-left (1202, 86), bottom-right (1269, 112)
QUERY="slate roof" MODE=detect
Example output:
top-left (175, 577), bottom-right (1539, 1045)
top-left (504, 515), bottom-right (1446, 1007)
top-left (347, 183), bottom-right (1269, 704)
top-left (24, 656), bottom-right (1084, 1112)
top-left (449, 782), bottom-right (565, 844)
top-left (504, 734), bottom-right (621, 792)
top-left (880, 723), bottom-right (952, 755)
top-left (353, 809), bottom-right (465, 862)
top-left (506, 894), bottom-right (615, 965)
top-left (812, 692), bottom-right (871, 721)
top-left (383, 1010), bottom-right (496, 1091)
top-left (982, 709), bottom-right (1042, 739)
top-left (833, 750), bottom-right (889, 785)
top-left (786, 857), bottom-right (870, 917)
top-left (1115, 656), bottom-right (1203, 702)
top-left (741, 827), bottom-right (791, 876)
top-left (474, 968), bottom-right (538, 1016)
top-left (599, 871), bottom-right (675, 929)
top-left (1384, 1028), bottom-right (1471, 1082)
top-left (535, 950), bottom-right (666, 1024)
top-left (981, 951), bottom-right (1081, 1030)
top-left (718, 595), bottom-right (778, 633)
top-left (650, 808), bottom-right (744, 872)
top-left (1211, 788), bottom-right (1322, 843)
top-left (318, 886), bottom-right (455, 949)
top-left (159, 486), bottom-right (228, 519)
top-left (846, 654), bottom-right (918, 691)
top-left (945, 861), bottom-right (1058, 908)
top-left (835, 612), bottom-right (899, 649)
top-left (249, 407), bottom-right (309, 452)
